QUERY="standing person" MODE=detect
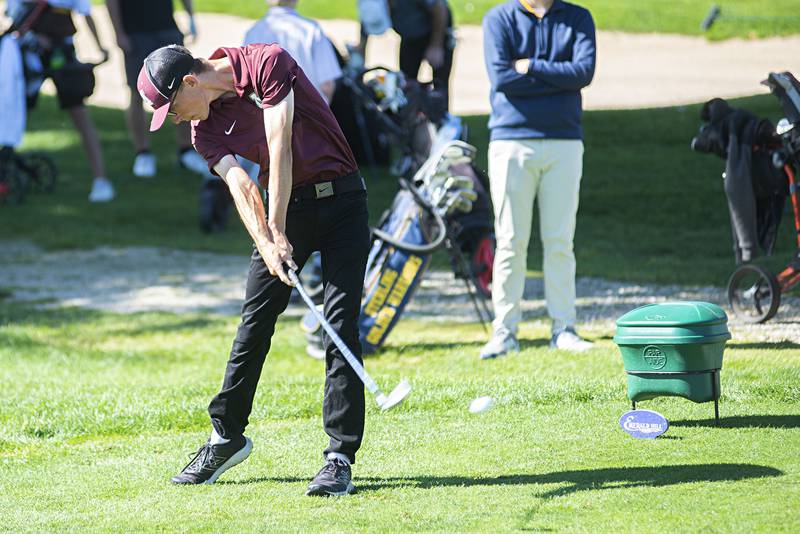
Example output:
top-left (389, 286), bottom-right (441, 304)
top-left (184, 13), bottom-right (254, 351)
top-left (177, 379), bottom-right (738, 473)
top-left (106, 0), bottom-right (209, 178)
top-left (359, 0), bottom-right (454, 107)
top-left (243, 0), bottom-right (342, 104)
top-left (137, 43), bottom-right (370, 495)
top-left (480, 0), bottom-right (596, 359)
top-left (13, 0), bottom-right (115, 202)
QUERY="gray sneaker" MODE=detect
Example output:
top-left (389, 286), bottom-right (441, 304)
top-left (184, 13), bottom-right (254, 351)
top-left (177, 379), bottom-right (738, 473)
top-left (550, 327), bottom-right (593, 352)
top-left (480, 327), bottom-right (520, 360)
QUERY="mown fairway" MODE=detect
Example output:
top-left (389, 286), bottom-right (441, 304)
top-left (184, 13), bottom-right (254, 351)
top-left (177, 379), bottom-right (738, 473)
top-left (1, 79), bottom-right (799, 530)
top-left (0, 305), bottom-right (798, 531)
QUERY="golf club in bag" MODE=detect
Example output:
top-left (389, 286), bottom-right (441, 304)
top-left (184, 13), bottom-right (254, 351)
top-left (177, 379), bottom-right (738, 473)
top-left (289, 270), bottom-right (411, 411)
top-left (301, 58), bottom-right (494, 357)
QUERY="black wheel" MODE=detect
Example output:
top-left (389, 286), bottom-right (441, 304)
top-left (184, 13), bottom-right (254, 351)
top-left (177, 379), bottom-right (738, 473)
top-left (0, 170), bottom-right (25, 205)
top-left (19, 152), bottom-right (58, 193)
top-left (727, 264), bottom-right (781, 323)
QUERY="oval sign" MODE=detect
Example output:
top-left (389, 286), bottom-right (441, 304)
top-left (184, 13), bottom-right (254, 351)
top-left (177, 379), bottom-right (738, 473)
top-left (619, 409), bottom-right (669, 439)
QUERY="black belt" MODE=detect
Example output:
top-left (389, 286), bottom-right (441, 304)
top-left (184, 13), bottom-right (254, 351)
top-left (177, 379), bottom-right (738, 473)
top-left (286, 172), bottom-right (365, 204)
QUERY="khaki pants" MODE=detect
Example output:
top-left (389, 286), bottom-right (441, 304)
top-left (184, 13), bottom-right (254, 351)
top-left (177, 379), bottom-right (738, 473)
top-left (488, 138), bottom-right (584, 335)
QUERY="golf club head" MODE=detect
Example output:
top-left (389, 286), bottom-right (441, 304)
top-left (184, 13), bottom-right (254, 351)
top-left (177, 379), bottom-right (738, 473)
top-left (443, 194), bottom-right (460, 216)
top-left (453, 188), bottom-right (478, 202)
top-left (455, 197), bottom-right (473, 213)
top-left (445, 175), bottom-right (475, 191)
top-left (377, 379), bottom-right (412, 411)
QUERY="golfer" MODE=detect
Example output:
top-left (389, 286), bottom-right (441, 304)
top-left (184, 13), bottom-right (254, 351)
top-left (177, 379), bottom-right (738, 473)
top-left (137, 43), bottom-right (369, 496)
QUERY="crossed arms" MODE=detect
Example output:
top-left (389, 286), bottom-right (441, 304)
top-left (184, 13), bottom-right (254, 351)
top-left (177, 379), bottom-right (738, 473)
top-left (483, 11), bottom-right (596, 97)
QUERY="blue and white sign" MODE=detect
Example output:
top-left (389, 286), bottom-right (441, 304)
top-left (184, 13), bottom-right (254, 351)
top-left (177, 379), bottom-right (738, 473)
top-left (619, 409), bottom-right (669, 439)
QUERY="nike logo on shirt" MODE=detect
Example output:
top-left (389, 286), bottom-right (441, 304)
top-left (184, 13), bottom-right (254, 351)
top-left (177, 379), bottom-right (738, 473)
top-left (225, 121), bottom-right (236, 135)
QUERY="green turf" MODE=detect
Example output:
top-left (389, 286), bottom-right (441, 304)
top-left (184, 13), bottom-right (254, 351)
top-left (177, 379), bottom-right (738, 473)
top-left (178, 0), bottom-right (800, 40)
top-left (0, 303), bottom-right (798, 531)
top-left (3, 93), bottom-right (796, 287)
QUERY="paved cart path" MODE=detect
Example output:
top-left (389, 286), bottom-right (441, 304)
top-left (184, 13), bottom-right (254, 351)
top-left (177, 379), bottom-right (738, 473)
top-left (3, 241), bottom-right (797, 343)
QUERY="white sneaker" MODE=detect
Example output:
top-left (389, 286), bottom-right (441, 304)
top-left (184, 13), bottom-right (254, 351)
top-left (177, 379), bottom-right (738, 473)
top-left (550, 327), bottom-right (594, 352)
top-left (88, 177), bottom-right (115, 202)
top-left (479, 327), bottom-right (520, 360)
top-left (132, 152), bottom-right (156, 178)
top-left (179, 149), bottom-right (211, 176)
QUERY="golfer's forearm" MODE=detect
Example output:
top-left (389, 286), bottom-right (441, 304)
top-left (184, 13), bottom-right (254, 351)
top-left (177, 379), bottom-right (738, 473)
top-left (267, 147), bottom-right (292, 235)
top-left (263, 90), bottom-right (295, 234)
top-left (226, 168), bottom-right (273, 253)
top-left (214, 157), bottom-right (272, 254)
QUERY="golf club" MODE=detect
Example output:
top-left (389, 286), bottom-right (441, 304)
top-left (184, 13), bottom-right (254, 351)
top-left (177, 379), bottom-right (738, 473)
top-left (287, 269), bottom-right (412, 411)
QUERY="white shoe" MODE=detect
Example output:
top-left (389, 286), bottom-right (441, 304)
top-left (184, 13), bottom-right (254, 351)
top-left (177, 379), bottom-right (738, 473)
top-left (480, 327), bottom-right (520, 360)
top-left (179, 149), bottom-right (211, 176)
top-left (133, 152), bottom-right (156, 178)
top-left (550, 327), bottom-right (594, 352)
top-left (88, 177), bottom-right (115, 202)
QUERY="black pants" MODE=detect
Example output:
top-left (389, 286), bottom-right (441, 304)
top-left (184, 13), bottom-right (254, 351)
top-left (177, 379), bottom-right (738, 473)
top-left (208, 186), bottom-right (370, 464)
top-left (398, 29), bottom-right (455, 108)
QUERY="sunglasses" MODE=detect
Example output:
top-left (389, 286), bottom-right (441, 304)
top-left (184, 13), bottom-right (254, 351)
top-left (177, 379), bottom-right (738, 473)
top-left (166, 84), bottom-right (182, 117)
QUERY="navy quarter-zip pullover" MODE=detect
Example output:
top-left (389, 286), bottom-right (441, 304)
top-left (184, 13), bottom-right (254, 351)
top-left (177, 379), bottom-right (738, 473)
top-left (483, 0), bottom-right (596, 141)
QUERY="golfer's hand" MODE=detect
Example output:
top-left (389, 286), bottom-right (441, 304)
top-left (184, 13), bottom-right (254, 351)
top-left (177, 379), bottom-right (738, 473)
top-left (425, 45), bottom-right (445, 69)
top-left (264, 232), bottom-right (297, 286)
top-left (514, 58), bottom-right (531, 75)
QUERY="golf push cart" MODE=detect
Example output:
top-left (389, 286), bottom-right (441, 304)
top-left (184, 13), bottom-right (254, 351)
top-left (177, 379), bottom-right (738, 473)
top-left (301, 49), bottom-right (495, 356)
top-left (692, 71), bottom-right (800, 323)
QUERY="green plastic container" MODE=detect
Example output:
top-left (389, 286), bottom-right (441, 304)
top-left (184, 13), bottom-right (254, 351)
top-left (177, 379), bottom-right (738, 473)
top-left (614, 301), bottom-right (731, 403)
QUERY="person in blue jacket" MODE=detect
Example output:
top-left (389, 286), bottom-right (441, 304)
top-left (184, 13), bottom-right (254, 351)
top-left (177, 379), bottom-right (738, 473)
top-left (480, 0), bottom-right (597, 359)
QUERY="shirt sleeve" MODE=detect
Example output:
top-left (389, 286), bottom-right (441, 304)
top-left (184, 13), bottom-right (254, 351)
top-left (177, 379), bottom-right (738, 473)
top-left (256, 46), bottom-right (298, 108)
top-left (528, 10), bottom-right (596, 91)
top-left (311, 30), bottom-right (343, 86)
top-left (191, 125), bottom-right (232, 176)
top-left (482, 11), bottom-right (562, 98)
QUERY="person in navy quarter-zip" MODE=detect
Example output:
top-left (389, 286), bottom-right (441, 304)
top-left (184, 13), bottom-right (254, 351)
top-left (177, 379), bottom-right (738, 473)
top-left (480, 0), bottom-right (597, 359)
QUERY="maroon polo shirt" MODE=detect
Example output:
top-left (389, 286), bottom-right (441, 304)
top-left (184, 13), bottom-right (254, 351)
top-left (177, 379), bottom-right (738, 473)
top-left (191, 44), bottom-right (358, 189)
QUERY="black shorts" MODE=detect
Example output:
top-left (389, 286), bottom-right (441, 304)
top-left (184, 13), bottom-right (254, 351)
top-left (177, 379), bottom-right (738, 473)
top-left (123, 28), bottom-right (184, 90)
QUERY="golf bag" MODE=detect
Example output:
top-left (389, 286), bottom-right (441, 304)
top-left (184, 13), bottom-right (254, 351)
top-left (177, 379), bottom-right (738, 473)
top-left (691, 97), bottom-right (789, 264)
top-left (0, 1), bottom-right (63, 204)
top-left (301, 59), bottom-right (494, 356)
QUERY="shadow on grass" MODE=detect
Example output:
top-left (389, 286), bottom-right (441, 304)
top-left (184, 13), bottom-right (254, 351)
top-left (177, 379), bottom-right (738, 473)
top-left (728, 341), bottom-right (800, 350)
top-left (108, 317), bottom-right (218, 337)
top-left (672, 415), bottom-right (800, 429)
top-left (388, 338), bottom-right (551, 353)
top-left (222, 463), bottom-right (782, 496)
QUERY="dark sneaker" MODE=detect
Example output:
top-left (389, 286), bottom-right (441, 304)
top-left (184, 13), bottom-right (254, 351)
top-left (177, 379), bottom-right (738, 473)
top-left (306, 458), bottom-right (356, 496)
top-left (171, 435), bottom-right (252, 485)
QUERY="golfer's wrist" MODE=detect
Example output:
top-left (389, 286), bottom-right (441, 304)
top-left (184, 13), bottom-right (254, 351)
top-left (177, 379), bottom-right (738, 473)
top-left (267, 221), bottom-right (285, 235)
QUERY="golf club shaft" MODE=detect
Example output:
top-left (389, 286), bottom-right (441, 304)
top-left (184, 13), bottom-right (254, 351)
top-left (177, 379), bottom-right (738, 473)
top-left (288, 270), bottom-right (382, 396)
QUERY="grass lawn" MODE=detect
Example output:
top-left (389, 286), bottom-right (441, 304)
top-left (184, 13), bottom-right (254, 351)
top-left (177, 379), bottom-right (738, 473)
top-left (3, 93), bottom-right (796, 287)
top-left (2, 92), bottom-right (799, 529)
top-left (0, 303), bottom-right (798, 531)
top-left (181, 0), bottom-right (800, 40)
